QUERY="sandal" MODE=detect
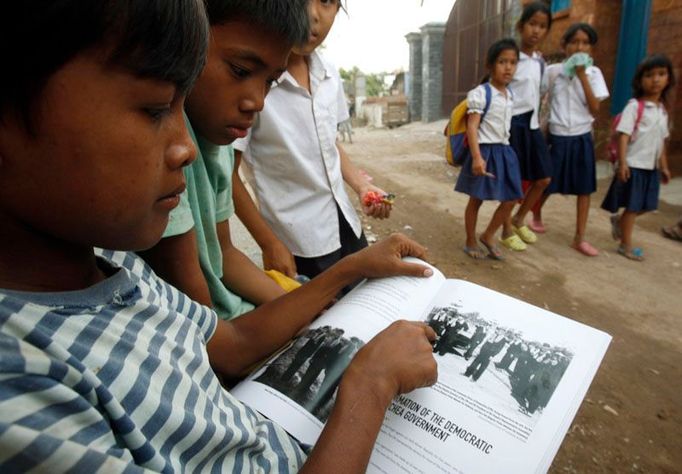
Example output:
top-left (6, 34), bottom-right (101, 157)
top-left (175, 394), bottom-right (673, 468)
top-left (572, 240), bottom-right (599, 257)
top-left (513, 224), bottom-right (537, 244)
top-left (463, 246), bottom-right (487, 260)
top-left (500, 234), bottom-right (527, 252)
top-left (479, 238), bottom-right (505, 260)
top-left (661, 225), bottom-right (682, 242)
top-left (610, 214), bottom-right (622, 241)
top-left (528, 219), bottom-right (546, 234)
top-left (618, 246), bottom-right (644, 261)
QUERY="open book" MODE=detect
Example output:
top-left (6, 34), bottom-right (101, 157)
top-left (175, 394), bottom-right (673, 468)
top-left (232, 258), bottom-right (611, 473)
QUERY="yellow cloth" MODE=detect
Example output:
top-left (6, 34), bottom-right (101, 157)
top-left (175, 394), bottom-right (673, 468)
top-left (264, 270), bottom-right (301, 292)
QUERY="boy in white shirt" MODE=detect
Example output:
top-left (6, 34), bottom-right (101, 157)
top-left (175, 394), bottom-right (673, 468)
top-left (233, 0), bottom-right (391, 282)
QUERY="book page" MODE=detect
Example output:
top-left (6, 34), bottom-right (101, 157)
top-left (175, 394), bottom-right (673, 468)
top-left (231, 258), bottom-right (445, 446)
top-left (369, 279), bottom-right (611, 474)
top-left (231, 269), bottom-right (610, 473)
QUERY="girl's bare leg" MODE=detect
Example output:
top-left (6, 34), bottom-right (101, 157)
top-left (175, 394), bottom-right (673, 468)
top-left (574, 194), bottom-right (591, 244)
top-left (465, 197), bottom-right (483, 248)
top-left (481, 201), bottom-right (516, 246)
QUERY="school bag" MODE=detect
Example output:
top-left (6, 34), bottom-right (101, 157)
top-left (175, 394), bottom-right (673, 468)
top-left (606, 99), bottom-right (645, 163)
top-left (444, 82), bottom-right (492, 166)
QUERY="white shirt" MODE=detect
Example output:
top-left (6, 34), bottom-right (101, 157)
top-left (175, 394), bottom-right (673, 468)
top-left (234, 52), bottom-right (360, 258)
top-left (466, 84), bottom-right (514, 145)
top-left (510, 51), bottom-right (544, 129)
top-left (543, 63), bottom-right (609, 136)
top-left (617, 99), bottom-right (669, 170)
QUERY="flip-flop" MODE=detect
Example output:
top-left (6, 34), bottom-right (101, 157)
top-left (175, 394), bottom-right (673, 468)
top-left (479, 239), bottom-right (505, 260)
top-left (618, 246), bottom-right (644, 261)
top-left (463, 246), bottom-right (487, 260)
top-left (528, 219), bottom-right (546, 234)
top-left (610, 214), bottom-right (622, 241)
top-left (572, 240), bottom-right (599, 257)
top-left (513, 224), bottom-right (537, 244)
top-left (500, 234), bottom-right (527, 252)
top-left (661, 226), bottom-right (682, 242)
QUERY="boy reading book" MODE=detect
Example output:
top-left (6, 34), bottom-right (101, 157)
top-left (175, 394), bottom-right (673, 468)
top-left (0, 1), bottom-right (437, 471)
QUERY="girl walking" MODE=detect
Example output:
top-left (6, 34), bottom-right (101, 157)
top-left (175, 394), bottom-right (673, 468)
top-left (602, 54), bottom-right (674, 261)
top-left (537, 23), bottom-right (610, 256)
top-left (456, 39), bottom-right (523, 260)
top-left (501, 1), bottom-right (554, 251)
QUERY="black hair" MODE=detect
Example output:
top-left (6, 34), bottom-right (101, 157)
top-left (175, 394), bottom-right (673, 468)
top-left (0, 0), bottom-right (209, 130)
top-left (632, 54), bottom-right (676, 105)
top-left (480, 38), bottom-right (519, 83)
top-left (518, 1), bottom-right (553, 31)
top-left (205, 0), bottom-right (310, 45)
top-left (561, 22), bottom-right (598, 46)
top-left (486, 38), bottom-right (520, 68)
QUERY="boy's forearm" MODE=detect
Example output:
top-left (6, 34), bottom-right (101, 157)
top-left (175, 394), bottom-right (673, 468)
top-left (338, 143), bottom-right (369, 195)
top-left (299, 376), bottom-right (391, 473)
top-left (207, 258), bottom-right (358, 377)
top-left (216, 221), bottom-right (285, 305)
top-left (232, 153), bottom-right (282, 250)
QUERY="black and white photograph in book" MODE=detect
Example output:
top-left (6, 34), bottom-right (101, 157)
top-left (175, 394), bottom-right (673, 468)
top-left (427, 304), bottom-right (573, 421)
top-left (254, 326), bottom-right (364, 423)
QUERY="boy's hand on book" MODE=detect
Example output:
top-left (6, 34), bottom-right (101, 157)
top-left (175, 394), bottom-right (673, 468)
top-left (343, 321), bottom-right (438, 407)
top-left (346, 234), bottom-right (433, 279)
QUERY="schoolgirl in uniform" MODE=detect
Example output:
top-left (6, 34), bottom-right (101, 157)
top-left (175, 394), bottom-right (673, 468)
top-left (456, 38), bottom-right (523, 260)
top-left (539, 23), bottom-right (609, 256)
top-left (602, 54), bottom-right (674, 261)
top-left (501, 1), bottom-right (553, 252)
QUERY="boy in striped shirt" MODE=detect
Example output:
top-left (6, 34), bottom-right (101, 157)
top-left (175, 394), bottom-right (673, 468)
top-left (0, 1), bottom-right (438, 472)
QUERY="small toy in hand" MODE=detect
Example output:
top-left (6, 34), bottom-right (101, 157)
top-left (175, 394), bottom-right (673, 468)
top-left (363, 191), bottom-right (396, 207)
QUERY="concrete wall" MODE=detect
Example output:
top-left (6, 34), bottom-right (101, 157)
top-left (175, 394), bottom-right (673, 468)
top-left (420, 23), bottom-right (447, 122)
top-left (406, 33), bottom-right (423, 121)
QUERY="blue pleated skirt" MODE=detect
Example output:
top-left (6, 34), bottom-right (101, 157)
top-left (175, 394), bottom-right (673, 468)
top-left (455, 144), bottom-right (523, 201)
top-left (546, 132), bottom-right (596, 195)
top-left (510, 111), bottom-right (552, 181)
top-left (601, 168), bottom-right (660, 213)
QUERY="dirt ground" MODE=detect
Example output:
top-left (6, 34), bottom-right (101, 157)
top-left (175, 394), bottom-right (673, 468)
top-left (343, 122), bottom-right (682, 473)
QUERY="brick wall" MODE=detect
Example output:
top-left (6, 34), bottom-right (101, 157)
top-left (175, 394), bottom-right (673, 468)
top-left (649, 0), bottom-right (682, 174)
top-left (542, 0), bottom-right (682, 174)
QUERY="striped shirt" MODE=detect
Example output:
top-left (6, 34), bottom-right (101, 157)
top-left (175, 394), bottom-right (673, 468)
top-left (0, 250), bottom-right (305, 472)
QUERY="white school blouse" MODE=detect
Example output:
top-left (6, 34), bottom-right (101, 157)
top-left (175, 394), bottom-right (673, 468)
top-left (510, 51), bottom-right (543, 129)
top-left (233, 51), bottom-right (361, 258)
top-left (617, 99), bottom-right (669, 170)
top-left (543, 63), bottom-right (609, 136)
top-left (466, 84), bottom-right (514, 145)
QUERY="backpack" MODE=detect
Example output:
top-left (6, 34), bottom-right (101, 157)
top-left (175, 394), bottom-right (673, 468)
top-left (606, 99), bottom-right (645, 163)
top-left (444, 83), bottom-right (492, 166)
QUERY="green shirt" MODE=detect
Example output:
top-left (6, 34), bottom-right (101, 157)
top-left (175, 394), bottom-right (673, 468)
top-left (163, 118), bottom-right (255, 320)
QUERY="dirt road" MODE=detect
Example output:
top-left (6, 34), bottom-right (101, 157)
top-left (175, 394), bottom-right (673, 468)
top-left (344, 122), bottom-right (681, 473)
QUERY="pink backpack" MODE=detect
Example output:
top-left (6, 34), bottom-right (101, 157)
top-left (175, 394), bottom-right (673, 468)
top-left (606, 100), bottom-right (645, 163)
